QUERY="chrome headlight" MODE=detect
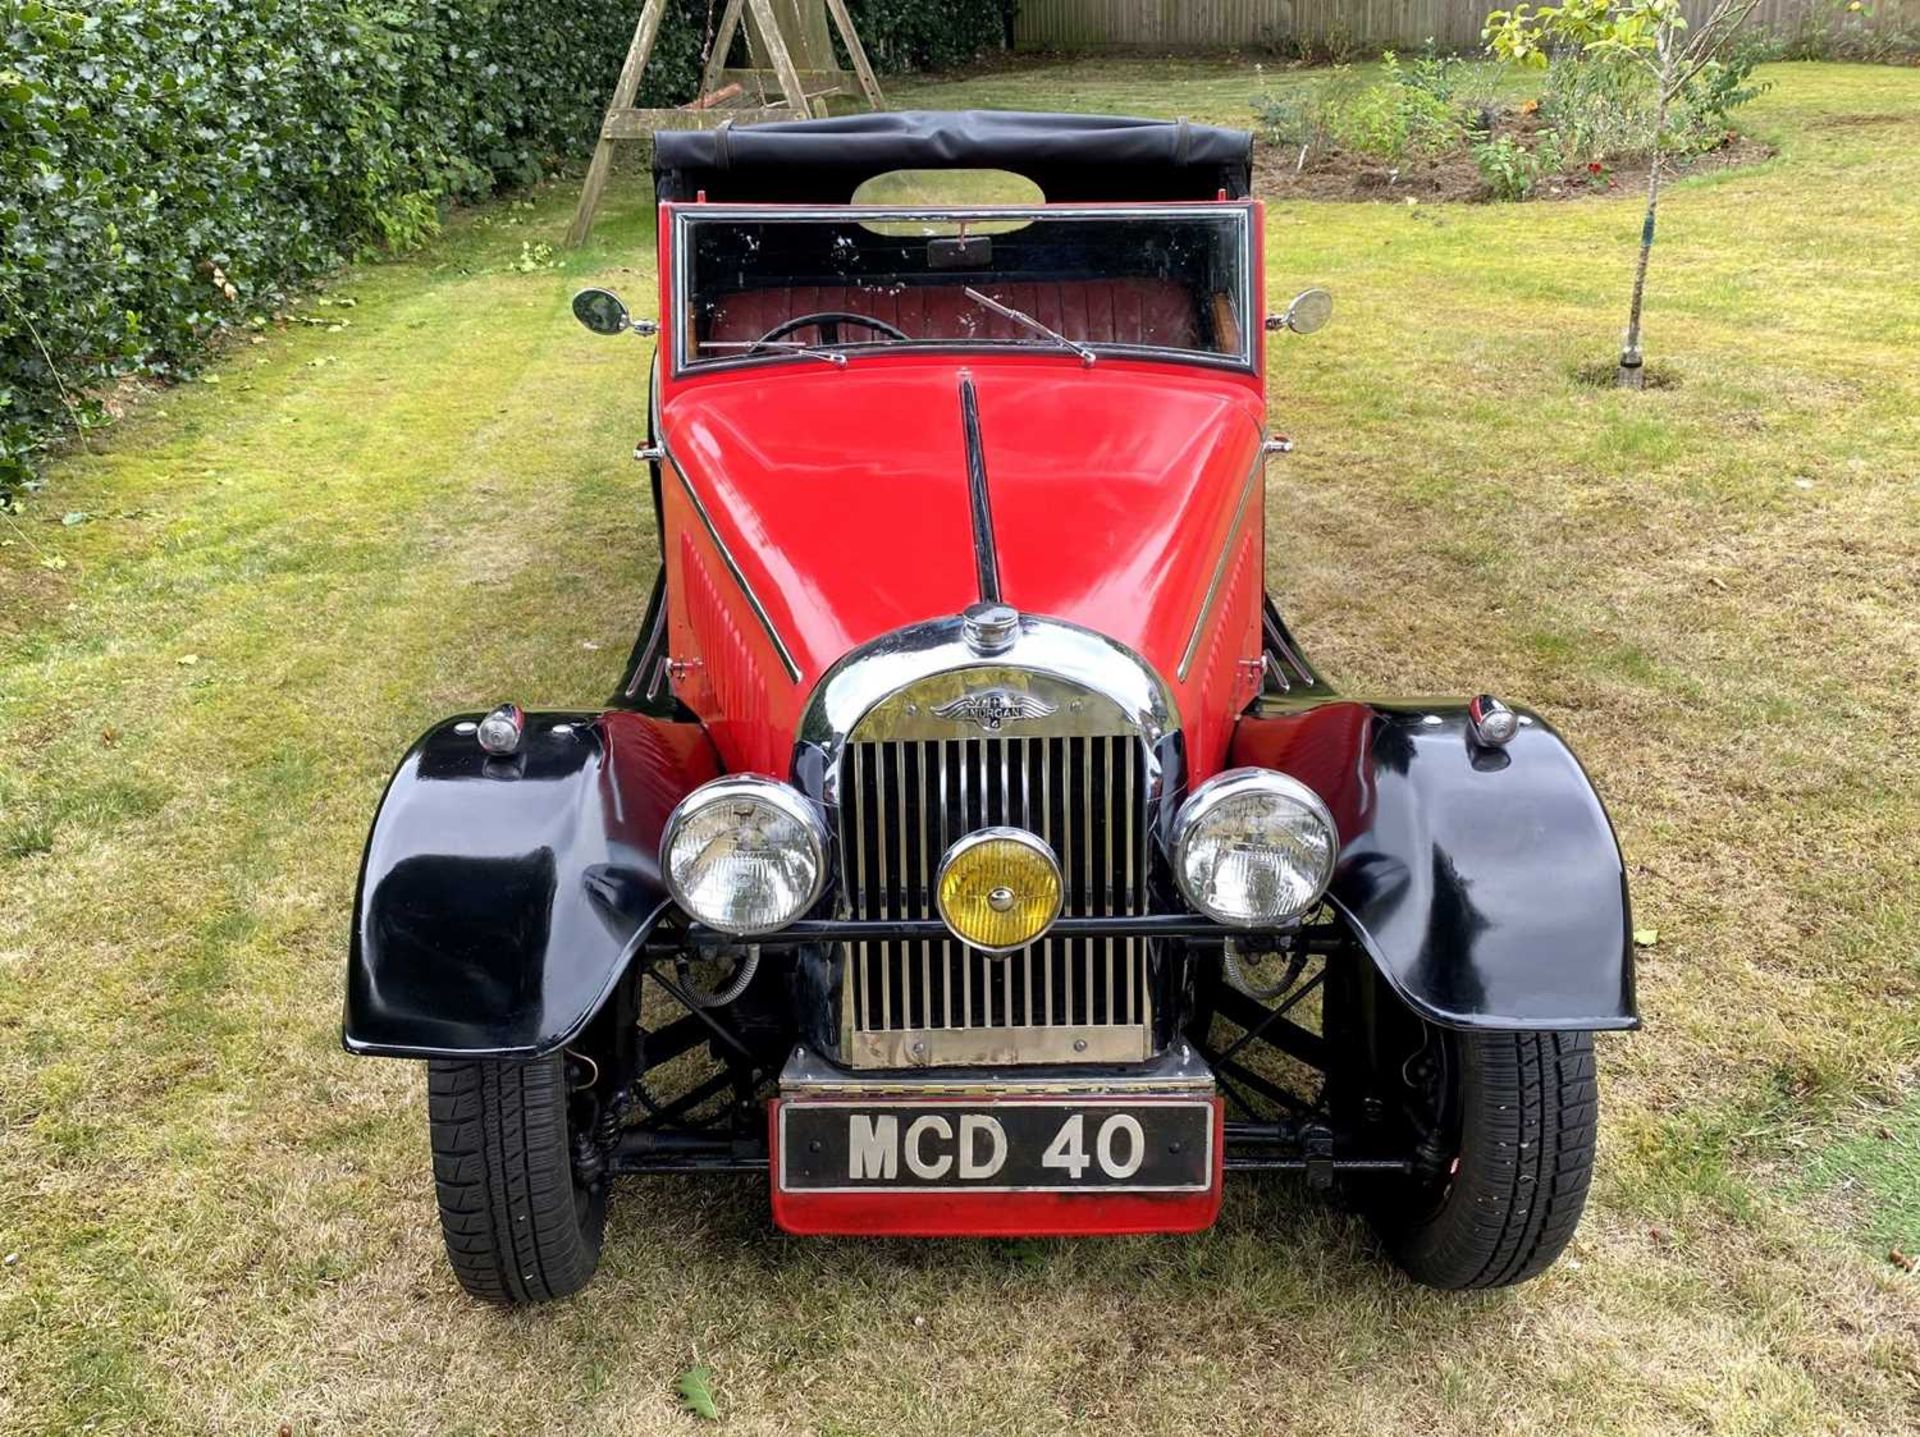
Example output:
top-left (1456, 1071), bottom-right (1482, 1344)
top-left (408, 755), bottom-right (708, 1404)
top-left (662, 777), bottom-right (829, 935)
top-left (1172, 769), bottom-right (1338, 927)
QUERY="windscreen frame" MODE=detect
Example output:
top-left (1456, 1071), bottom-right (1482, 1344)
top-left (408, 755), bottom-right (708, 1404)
top-left (668, 202), bottom-right (1258, 379)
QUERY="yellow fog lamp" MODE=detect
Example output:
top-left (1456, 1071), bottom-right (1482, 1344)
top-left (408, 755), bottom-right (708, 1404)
top-left (936, 828), bottom-right (1062, 953)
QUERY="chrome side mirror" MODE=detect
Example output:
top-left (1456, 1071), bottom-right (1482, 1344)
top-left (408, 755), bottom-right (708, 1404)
top-left (1266, 288), bottom-right (1333, 335)
top-left (572, 287), bottom-right (656, 336)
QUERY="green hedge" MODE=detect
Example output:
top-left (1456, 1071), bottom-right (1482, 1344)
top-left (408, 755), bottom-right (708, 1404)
top-left (849, 0), bottom-right (1015, 71)
top-left (0, 0), bottom-right (1011, 490)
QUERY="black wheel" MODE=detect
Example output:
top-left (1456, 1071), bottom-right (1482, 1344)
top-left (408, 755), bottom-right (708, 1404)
top-left (1365, 1026), bottom-right (1598, 1289)
top-left (426, 1055), bottom-right (607, 1304)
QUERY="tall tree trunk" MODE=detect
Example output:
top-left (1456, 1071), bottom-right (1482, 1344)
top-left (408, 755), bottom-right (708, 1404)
top-left (1619, 48), bottom-right (1675, 390)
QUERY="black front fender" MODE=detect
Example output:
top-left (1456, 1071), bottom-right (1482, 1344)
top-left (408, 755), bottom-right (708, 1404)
top-left (1230, 699), bottom-right (1637, 1031)
top-left (344, 710), bottom-right (720, 1059)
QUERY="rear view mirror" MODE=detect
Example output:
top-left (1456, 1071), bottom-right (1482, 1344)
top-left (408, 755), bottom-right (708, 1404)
top-left (572, 287), bottom-right (631, 335)
top-left (1277, 288), bottom-right (1333, 335)
top-left (929, 235), bottom-right (993, 269)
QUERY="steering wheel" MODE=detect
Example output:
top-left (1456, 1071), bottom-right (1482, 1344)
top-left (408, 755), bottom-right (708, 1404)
top-left (752, 311), bottom-right (910, 351)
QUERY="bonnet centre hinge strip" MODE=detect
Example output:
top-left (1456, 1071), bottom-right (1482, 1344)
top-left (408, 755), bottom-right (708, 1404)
top-left (959, 374), bottom-right (1001, 604)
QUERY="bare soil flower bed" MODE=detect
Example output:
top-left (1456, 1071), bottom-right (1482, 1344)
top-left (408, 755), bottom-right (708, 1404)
top-left (1254, 119), bottom-right (1774, 203)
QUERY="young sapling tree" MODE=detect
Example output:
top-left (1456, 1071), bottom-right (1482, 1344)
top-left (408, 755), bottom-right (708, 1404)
top-left (1485, 0), bottom-right (1764, 387)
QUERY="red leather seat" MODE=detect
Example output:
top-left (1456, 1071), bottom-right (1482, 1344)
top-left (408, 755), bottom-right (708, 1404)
top-left (701, 278), bottom-right (1202, 352)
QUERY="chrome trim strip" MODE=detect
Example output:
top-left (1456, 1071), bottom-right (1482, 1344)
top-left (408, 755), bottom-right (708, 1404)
top-left (679, 341), bottom-right (1257, 382)
top-left (1021, 738), bottom-right (1035, 1024)
top-left (796, 613), bottom-right (1181, 803)
top-left (629, 353), bottom-right (672, 703)
top-left (1039, 735), bottom-right (1053, 1026)
top-left (1176, 452), bottom-right (1264, 682)
top-left (938, 740), bottom-right (952, 1026)
top-left (624, 585), bottom-right (670, 702)
top-left (847, 1025), bottom-right (1154, 1069)
top-left (918, 739), bottom-right (933, 1032)
top-left (959, 375), bottom-right (1001, 602)
top-left (667, 450), bottom-right (803, 684)
top-left (688, 204), bottom-right (1248, 222)
top-left (1103, 737), bottom-right (1115, 1022)
top-left (851, 743), bottom-right (868, 1033)
top-left (779, 1039), bottom-right (1215, 1095)
top-left (876, 744), bottom-right (893, 1031)
top-left (1080, 736), bottom-right (1092, 1019)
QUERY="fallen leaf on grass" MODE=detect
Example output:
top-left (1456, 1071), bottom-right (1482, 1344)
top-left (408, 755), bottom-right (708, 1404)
top-left (1633, 928), bottom-right (1660, 948)
top-left (999, 1237), bottom-right (1050, 1271)
top-left (678, 1366), bottom-right (719, 1420)
top-left (1891, 1249), bottom-right (1915, 1273)
top-left (176, 654), bottom-right (200, 666)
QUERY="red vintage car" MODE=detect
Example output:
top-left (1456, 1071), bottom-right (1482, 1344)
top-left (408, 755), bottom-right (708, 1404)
top-left (345, 112), bottom-right (1636, 1303)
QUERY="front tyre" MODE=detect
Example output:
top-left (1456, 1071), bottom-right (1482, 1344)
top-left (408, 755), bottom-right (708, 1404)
top-left (1368, 1029), bottom-right (1598, 1289)
top-left (426, 1056), bottom-right (607, 1304)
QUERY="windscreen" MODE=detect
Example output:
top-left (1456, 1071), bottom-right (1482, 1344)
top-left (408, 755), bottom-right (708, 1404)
top-left (674, 206), bottom-right (1252, 371)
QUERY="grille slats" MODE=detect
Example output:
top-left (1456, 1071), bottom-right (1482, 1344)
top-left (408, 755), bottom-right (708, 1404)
top-left (840, 733), bottom-right (1153, 1066)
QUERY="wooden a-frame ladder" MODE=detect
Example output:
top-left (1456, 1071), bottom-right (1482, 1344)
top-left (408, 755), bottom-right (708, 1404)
top-left (567, 0), bottom-right (884, 247)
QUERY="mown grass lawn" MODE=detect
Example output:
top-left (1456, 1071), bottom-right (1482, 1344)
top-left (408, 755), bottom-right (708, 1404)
top-left (2, 58), bottom-right (1917, 1437)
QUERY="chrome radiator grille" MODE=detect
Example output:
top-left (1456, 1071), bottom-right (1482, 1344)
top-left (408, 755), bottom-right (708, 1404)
top-left (838, 734), bottom-right (1154, 1067)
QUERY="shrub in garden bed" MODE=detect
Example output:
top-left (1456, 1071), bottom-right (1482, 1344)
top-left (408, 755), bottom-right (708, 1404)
top-left (1253, 52), bottom-right (1497, 170)
top-left (1251, 33), bottom-right (1766, 201)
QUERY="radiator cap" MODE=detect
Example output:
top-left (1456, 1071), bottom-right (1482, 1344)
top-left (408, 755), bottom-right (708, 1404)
top-left (961, 602), bottom-right (1019, 655)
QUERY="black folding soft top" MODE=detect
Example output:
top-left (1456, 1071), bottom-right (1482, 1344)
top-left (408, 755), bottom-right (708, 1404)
top-left (652, 110), bottom-right (1253, 205)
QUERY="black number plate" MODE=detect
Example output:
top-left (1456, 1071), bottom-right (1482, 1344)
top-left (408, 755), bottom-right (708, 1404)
top-left (777, 1098), bottom-right (1216, 1193)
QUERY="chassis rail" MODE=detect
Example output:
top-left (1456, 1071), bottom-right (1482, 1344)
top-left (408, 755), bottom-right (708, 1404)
top-left (606, 921), bottom-right (1421, 1189)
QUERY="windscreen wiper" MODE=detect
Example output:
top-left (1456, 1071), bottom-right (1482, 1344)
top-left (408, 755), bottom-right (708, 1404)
top-left (700, 339), bottom-right (848, 368)
top-left (963, 288), bottom-right (1096, 368)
